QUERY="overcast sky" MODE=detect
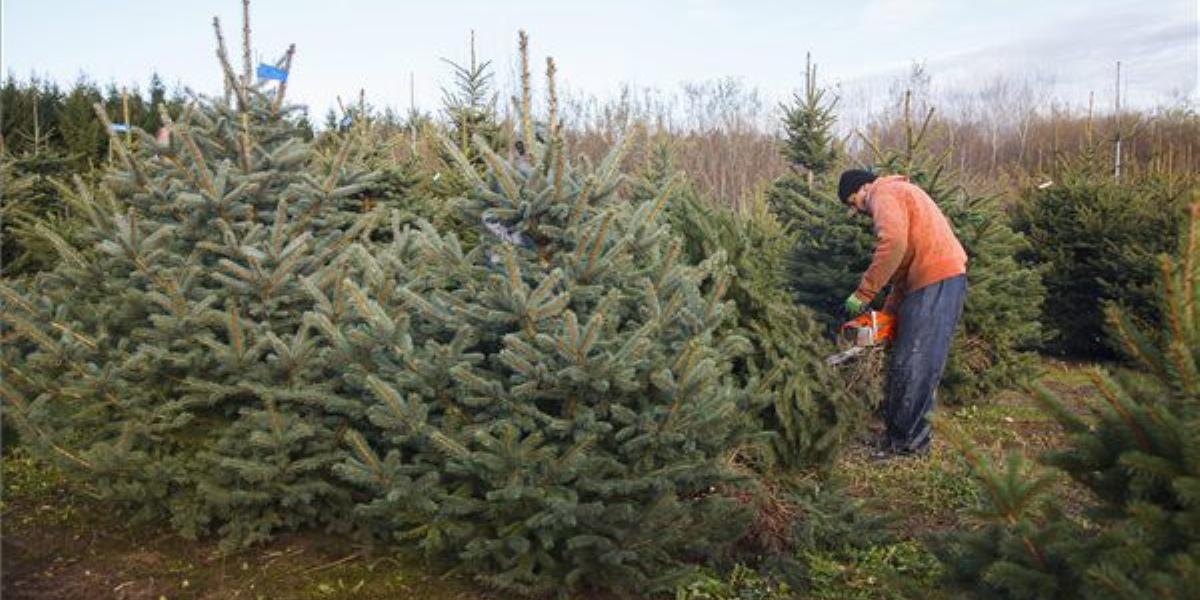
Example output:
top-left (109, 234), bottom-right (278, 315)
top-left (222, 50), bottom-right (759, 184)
top-left (3, 0), bottom-right (1196, 122)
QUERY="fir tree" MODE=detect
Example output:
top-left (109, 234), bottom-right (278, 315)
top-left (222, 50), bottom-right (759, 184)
top-left (932, 432), bottom-right (1085, 599)
top-left (1, 14), bottom-right (375, 548)
top-left (768, 55), bottom-right (871, 329)
top-left (431, 30), bottom-right (508, 200)
top-left (315, 96), bottom-right (417, 213)
top-left (0, 151), bottom-right (39, 274)
top-left (329, 34), bottom-right (760, 596)
top-left (631, 142), bottom-right (886, 600)
top-left (141, 73), bottom-right (169, 132)
top-left (442, 31), bottom-right (506, 163)
top-left (313, 100), bottom-right (455, 241)
top-left (935, 198), bottom-right (1200, 599)
top-left (634, 137), bottom-right (863, 469)
top-left (0, 146), bottom-right (82, 275)
top-left (1013, 168), bottom-right (1190, 357)
top-left (6, 79), bottom-right (66, 156)
top-left (775, 92), bottom-right (1045, 404)
top-left (780, 53), bottom-right (839, 185)
top-left (767, 57), bottom-right (883, 410)
top-left (57, 78), bottom-right (107, 168)
top-left (772, 175), bottom-right (875, 328)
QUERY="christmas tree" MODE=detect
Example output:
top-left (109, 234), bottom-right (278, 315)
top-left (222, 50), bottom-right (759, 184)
top-left (935, 198), bottom-right (1200, 598)
top-left (634, 136), bottom-right (863, 469)
top-left (429, 30), bottom-right (509, 203)
top-left (1013, 165), bottom-right (1191, 357)
top-left (767, 53), bottom-right (856, 299)
top-left (774, 86), bottom-right (1044, 404)
top-left (311, 95), bottom-right (435, 232)
top-left (780, 54), bottom-right (839, 186)
top-left (328, 34), bottom-right (762, 596)
top-left (0, 130), bottom-right (84, 276)
top-left (766, 57), bottom-right (886, 411)
top-left (772, 174), bottom-right (875, 330)
top-left (1, 10), bottom-right (376, 547)
top-left (57, 80), bottom-right (108, 168)
top-left (932, 432), bottom-right (1085, 598)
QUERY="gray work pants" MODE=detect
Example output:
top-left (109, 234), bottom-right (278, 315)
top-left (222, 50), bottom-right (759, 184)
top-left (885, 274), bottom-right (967, 452)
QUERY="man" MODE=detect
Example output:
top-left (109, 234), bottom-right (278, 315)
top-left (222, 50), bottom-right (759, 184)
top-left (838, 169), bottom-right (968, 458)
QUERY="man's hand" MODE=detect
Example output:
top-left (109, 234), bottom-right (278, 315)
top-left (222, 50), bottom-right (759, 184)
top-left (844, 293), bottom-right (867, 316)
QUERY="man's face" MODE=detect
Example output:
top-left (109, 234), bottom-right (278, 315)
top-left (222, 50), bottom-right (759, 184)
top-left (845, 188), bottom-right (869, 216)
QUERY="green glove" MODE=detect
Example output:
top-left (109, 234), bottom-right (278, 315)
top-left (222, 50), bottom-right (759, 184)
top-left (844, 293), bottom-right (867, 316)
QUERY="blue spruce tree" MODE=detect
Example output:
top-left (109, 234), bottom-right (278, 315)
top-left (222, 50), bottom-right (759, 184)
top-left (1, 14), bottom-right (376, 547)
top-left (328, 33), bottom-right (762, 596)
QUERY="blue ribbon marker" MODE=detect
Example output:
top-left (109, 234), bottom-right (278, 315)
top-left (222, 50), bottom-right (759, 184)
top-left (256, 63), bottom-right (289, 82)
top-left (110, 123), bottom-right (130, 133)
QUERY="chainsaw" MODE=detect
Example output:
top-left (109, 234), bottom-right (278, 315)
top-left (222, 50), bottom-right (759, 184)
top-left (825, 310), bottom-right (897, 366)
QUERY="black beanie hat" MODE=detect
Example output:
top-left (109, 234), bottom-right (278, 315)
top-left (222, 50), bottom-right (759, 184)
top-left (838, 169), bottom-right (877, 203)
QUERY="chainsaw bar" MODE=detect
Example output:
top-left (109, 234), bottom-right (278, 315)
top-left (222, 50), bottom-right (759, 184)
top-left (825, 345), bottom-right (866, 366)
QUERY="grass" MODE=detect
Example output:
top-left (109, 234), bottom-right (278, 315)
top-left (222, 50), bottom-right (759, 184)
top-left (801, 361), bottom-right (1098, 599)
top-left (0, 450), bottom-right (494, 600)
top-left (0, 362), bottom-right (1099, 599)
top-left (801, 540), bottom-right (945, 600)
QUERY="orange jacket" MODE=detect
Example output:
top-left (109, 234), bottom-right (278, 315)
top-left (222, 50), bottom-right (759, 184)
top-left (853, 175), bottom-right (967, 311)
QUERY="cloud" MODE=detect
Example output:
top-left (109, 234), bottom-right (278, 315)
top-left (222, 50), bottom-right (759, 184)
top-left (944, 8), bottom-right (1195, 101)
top-left (843, 5), bottom-right (1197, 109)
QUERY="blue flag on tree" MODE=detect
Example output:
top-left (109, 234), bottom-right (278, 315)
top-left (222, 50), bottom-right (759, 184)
top-left (256, 63), bottom-right (288, 82)
top-left (110, 123), bottom-right (130, 133)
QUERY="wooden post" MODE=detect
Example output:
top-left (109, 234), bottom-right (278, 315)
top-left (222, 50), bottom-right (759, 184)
top-left (802, 54), bottom-right (816, 187)
top-left (1051, 104), bottom-right (1059, 163)
top-left (358, 88), bottom-right (366, 126)
top-left (409, 71), bottom-right (417, 154)
top-left (242, 0), bottom-right (253, 94)
top-left (1113, 61), bottom-right (1122, 180)
top-left (518, 30), bottom-right (533, 157)
top-left (1085, 91), bottom-right (1094, 149)
top-left (270, 44), bottom-right (296, 114)
top-left (31, 85), bottom-right (40, 157)
top-left (122, 88), bottom-right (132, 145)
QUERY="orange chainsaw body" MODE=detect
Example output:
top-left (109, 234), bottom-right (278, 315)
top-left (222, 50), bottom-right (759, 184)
top-left (839, 310), bottom-right (896, 347)
top-left (826, 311), bottom-right (897, 365)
